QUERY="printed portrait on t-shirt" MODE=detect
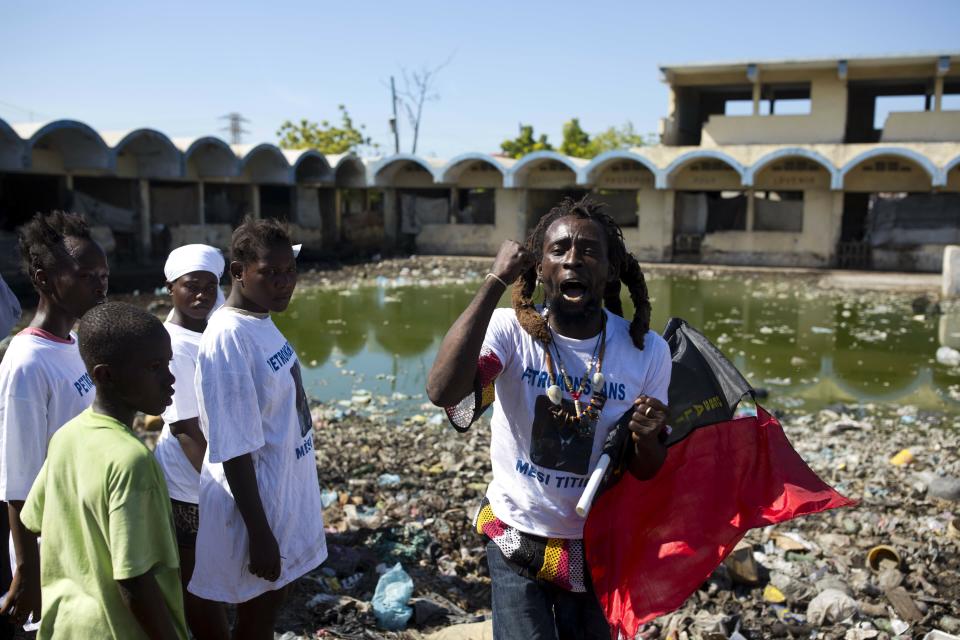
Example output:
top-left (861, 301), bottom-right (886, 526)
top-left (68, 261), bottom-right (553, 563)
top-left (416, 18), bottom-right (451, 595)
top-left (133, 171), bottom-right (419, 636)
top-left (529, 395), bottom-right (596, 475)
top-left (290, 362), bottom-right (312, 437)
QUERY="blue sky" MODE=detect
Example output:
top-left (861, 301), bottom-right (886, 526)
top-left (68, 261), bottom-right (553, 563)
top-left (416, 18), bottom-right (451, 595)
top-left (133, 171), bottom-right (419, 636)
top-left (1, 0), bottom-right (958, 158)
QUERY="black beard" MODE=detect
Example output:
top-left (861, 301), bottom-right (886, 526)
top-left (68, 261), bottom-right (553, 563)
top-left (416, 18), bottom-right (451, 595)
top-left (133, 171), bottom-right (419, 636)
top-left (544, 290), bottom-right (602, 326)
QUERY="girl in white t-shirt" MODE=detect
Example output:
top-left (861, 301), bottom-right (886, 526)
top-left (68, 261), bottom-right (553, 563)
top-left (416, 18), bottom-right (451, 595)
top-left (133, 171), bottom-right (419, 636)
top-left (0, 212), bottom-right (108, 629)
top-left (189, 219), bottom-right (325, 640)
top-left (154, 244), bottom-right (229, 640)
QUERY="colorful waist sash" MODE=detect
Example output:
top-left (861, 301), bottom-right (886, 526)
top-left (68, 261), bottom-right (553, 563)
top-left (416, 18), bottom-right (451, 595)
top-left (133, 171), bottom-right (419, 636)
top-left (474, 496), bottom-right (587, 593)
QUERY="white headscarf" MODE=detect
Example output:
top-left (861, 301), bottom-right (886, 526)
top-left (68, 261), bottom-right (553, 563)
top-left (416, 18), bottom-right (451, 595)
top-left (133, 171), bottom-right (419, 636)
top-left (164, 244), bottom-right (226, 316)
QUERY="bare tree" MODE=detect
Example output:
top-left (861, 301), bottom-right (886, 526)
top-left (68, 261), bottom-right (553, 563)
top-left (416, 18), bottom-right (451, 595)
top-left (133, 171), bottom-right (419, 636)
top-left (396, 56), bottom-right (453, 154)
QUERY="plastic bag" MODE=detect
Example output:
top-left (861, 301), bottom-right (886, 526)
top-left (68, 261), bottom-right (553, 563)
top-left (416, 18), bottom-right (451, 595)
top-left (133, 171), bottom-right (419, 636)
top-left (372, 563), bottom-right (414, 630)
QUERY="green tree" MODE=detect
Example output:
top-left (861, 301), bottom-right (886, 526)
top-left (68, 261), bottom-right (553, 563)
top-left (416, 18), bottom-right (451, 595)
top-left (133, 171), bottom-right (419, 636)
top-left (588, 121), bottom-right (649, 155)
top-left (500, 125), bottom-right (553, 159)
top-left (276, 105), bottom-right (377, 155)
top-left (559, 118), bottom-right (592, 158)
top-left (560, 119), bottom-right (650, 158)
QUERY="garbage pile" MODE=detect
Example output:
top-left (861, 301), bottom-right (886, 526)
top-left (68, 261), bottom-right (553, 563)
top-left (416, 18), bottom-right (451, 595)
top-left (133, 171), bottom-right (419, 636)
top-left (272, 400), bottom-right (494, 639)
top-left (264, 399), bottom-right (959, 640)
top-left (639, 403), bottom-right (960, 640)
top-left (299, 255), bottom-right (492, 290)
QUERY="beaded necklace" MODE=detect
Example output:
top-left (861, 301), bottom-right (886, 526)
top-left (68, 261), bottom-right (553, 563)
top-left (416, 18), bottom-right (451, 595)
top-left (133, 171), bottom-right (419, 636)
top-left (542, 314), bottom-right (607, 436)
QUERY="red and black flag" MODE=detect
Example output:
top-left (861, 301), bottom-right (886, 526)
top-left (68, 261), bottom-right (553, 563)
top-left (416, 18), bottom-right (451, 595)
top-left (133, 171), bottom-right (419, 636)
top-left (583, 318), bottom-right (854, 638)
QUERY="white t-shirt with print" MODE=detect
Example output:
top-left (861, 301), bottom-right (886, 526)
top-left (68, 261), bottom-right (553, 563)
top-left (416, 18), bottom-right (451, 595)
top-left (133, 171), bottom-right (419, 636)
top-left (188, 308), bottom-right (326, 603)
top-left (155, 322), bottom-right (203, 504)
top-left (0, 329), bottom-right (95, 501)
top-left (482, 307), bottom-right (671, 539)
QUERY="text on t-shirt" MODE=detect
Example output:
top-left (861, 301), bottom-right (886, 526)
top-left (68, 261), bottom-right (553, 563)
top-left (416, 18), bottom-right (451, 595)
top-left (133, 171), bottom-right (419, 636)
top-left (73, 372), bottom-right (94, 397)
top-left (520, 367), bottom-right (626, 400)
top-left (267, 343), bottom-right (295, 372)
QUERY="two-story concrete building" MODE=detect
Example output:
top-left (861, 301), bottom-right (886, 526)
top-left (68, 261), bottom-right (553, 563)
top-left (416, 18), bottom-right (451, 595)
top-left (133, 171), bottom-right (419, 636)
top-left (1, 52), bottom-right (958, 277)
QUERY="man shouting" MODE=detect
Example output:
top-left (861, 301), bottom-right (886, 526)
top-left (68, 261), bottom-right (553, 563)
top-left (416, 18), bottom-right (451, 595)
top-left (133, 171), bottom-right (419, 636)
top-left (427, 196), bottom-right (672, 639)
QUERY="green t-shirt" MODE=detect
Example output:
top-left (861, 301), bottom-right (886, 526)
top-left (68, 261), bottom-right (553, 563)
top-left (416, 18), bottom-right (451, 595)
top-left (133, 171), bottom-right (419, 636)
top-left (21, 408), bottom-right (188, 640)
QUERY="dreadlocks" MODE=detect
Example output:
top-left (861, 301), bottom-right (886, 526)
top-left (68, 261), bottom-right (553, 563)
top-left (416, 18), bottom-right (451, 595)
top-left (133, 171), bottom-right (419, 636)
top-left (511, 195), bottom-right (652, 350)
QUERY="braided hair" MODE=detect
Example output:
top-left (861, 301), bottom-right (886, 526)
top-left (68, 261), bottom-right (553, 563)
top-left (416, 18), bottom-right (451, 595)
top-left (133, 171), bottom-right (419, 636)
top-left (511, 195), bottom-right (652, 349)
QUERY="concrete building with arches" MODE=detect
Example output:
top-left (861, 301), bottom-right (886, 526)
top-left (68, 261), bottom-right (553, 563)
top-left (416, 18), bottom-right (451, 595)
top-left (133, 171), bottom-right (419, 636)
top-left (1, 52), bottom-right (960, 277)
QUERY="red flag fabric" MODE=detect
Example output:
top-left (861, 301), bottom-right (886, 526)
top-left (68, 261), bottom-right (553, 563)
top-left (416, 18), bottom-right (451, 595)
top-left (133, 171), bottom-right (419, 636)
top-left (583, 405), bottom-right (855, 638)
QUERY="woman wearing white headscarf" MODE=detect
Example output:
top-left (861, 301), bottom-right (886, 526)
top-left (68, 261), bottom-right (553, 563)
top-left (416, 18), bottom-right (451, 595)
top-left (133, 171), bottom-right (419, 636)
top-left (156, 244), bottom-right (229, 639)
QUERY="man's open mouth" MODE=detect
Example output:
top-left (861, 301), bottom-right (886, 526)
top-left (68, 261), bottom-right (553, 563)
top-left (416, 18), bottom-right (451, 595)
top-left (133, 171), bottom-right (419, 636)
top-left (559, 279), bottom-right (587, 303)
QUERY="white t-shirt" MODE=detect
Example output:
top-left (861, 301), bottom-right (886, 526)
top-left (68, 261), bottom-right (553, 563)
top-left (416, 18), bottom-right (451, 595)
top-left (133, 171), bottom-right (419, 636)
top-left (0, 329), bottom-right (95, 501)
top-left (482, 307), bottom-right (671, 539)
top-left (154, 322), bottom-right (203, 504)
top-left (0, 275), bottom-right (20, 338)
top-left (188, 308), bottom-right (326, 603)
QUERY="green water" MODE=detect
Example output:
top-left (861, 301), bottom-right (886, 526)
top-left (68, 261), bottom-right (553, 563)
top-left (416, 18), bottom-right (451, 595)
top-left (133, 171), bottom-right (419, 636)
top-left (273, 274), bottom-right (960, 414)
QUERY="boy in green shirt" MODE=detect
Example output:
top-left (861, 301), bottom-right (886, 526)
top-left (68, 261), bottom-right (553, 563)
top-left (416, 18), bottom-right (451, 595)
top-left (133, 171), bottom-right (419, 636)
top-left (20, 302), bottom-right (188, 640)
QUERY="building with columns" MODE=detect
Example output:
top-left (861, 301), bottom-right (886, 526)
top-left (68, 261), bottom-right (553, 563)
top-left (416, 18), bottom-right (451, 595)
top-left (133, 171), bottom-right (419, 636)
top-left (1, 52), bottom-right (959, 277)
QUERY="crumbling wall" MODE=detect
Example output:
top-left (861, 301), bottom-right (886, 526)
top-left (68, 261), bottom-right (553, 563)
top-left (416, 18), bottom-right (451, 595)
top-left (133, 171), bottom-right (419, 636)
top-left (169, 224), bottom-right (232, 250)
top-left (415, 224), bottom-right (499, 255)
top-left (871, 245), bottom-right (944, 272)
top-left (295, 187), bottom-right (322, 228)
top-left (625, 190), bottom-right (673, 262)
top-left (151, 182), bottom-right (200, 225)
top-left (287, 223), bottom-right (324, 255)
top-left (342, 211), bottom-right (385, 254)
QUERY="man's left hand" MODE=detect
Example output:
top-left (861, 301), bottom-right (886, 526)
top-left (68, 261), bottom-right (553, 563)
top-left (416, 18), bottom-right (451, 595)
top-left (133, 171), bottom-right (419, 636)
top-left (629, 395), bottom-right (669, 446)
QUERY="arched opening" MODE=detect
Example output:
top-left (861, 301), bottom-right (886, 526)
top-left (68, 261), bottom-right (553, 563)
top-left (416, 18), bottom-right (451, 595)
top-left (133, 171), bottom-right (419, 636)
top-left (374, 158), bottom-right (449, 252)
top-left (183, 138), bottom-right (237, 179)
top-left (509, 155), bottom-right (584, 231)
top-left (590, 158), bottom-right (658, 229)
top-left (241, 145), bottom-right (291, 185)
top-left (748, 155), bottom-right (833, 242)
top-left (944, 158), bottom-right (960, 193)
top-left (665, 153), bottom-right (746, 262)
top-left (839, 151), bottom-right (946, 272)
top-left (239, 146), bottom-right (293, 224)
top-left (333, 156), bottom-right (380, 254)
top-left (0, 120), bottom-right (23, 171)
top-left (112, 129), bottom-right (181, 179)
top-left (290, 153), bottom-right (334, 244)
top-left (0, 122), bottom-right (56, 246)
top-left (28, 121), bottom-right (111, 173)
top-left (442, 158), bottom-right (504, 226)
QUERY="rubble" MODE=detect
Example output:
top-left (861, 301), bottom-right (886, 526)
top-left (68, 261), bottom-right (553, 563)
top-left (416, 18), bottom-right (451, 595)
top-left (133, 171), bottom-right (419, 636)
top-left (10, 260), bottom-right (955, 639)
top-left (248, 398), bottom-right (960, 639)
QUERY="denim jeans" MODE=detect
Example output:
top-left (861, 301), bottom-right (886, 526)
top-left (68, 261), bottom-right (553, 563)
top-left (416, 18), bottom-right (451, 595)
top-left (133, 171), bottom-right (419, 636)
top-left (486, 541), bottom-right (610, 640)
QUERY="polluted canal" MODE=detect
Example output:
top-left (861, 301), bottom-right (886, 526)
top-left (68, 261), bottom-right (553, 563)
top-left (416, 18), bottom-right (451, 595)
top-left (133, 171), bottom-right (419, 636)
top-left (151, 261), bottom-right (960, 639)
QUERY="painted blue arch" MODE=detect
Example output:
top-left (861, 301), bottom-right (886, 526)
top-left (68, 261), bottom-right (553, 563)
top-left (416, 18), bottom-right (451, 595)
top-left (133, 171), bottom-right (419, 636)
top-left (368, 153), bottom-right (439, 186)
top-left (744, 147), bottom-right (839, 188)
top-left (436, 153), bottom-right (507, 184)
top-left (505, 151), bottom-right (582, 188)
top-left (578, 150), bottom-right (660, 186)
top-left (838, 147), bottom-right (942, 189)
top-left (660, 149), bottom-right (748, 189)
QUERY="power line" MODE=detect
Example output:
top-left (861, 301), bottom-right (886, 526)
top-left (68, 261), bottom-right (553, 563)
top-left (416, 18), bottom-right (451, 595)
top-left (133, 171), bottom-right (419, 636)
top-left (0, 99), bottom-right (54, 122)
top-left (219, 112), bottom-right (250, 145)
